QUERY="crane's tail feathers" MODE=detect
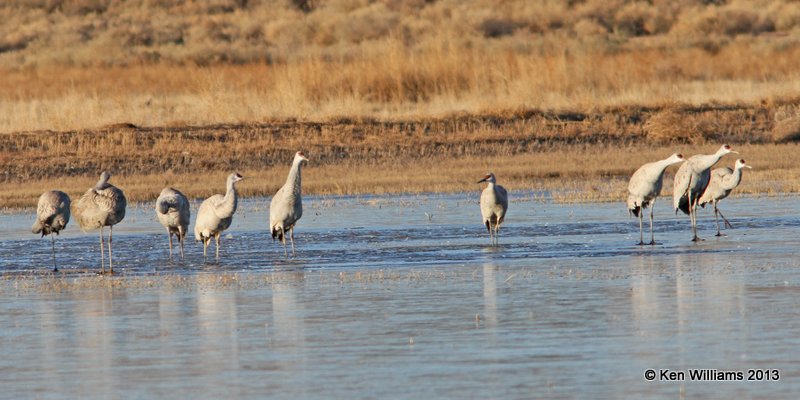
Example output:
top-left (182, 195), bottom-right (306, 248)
top-left (156, 201), bottom-right (170, 215)
top-left (626, 195), bottom-right (643, 217)
top-left (32, 221), bottom-right (44, 235)
top-left (676, 195), bottom-right (690, 215)
top-left (271, 227), bottom-right (283, 241)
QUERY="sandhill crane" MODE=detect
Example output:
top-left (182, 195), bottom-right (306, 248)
top-left (673, 144), bottom-right (736, 241)
top-left (698, 159), bottom-right (751, 236)
top-left (478, 172), bottom-right (508, 246)
top-left (74, 171), bottom-right (127, 274)
top-left (155, 187), bottom-right (191, 260)
top-left (626, 153), bottom-right (685, 245)
top-left (194, 173), bottom-right (243, 261)
top-left (32, 190), bottom-right (71, 272)
top-left (270, 151), bottom-right (309, 257)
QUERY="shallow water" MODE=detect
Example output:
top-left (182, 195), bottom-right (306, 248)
top-left (2, 193), bottom-right (799, 398)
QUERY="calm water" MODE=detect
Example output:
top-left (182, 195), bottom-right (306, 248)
top-left (1, 193), bottom-right (799, 398)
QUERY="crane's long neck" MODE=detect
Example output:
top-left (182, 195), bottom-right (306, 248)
top-left (694, 151), bottom-right (726, 172)
top-left (95, 177), bottom-right (110, 190)
top-left (653, 158), bottom-right (677, 176)
top-left (284, 161), bottom-right (303, 195)
top-left (486, 182), bottom-right (498, 198)
top-left (725, 166), bottom-right (744, 189)
top-left (218, 180), bottom-right (238, 218)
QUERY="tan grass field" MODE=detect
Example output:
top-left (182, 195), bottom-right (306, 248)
top-left (1, 1), bottom-right (800, 208)
top-left (2, 1), bottom-right (800, 132)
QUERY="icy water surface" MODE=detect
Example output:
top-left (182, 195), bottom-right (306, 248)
top-left (1, 193), bottom-right (799, 398)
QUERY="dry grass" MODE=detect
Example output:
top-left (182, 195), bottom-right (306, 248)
top-left (1, 1), bottom-right (800, 206)
top-left (1, 1), bottom-right (800, 131)
top-left (1, 108), bottom-right (798, 208)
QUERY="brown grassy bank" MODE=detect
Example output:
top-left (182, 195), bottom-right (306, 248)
top-left (3, 104), bottom-right (799, 208)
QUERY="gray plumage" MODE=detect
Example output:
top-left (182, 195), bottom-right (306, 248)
top-left (478, 172), bottom-right (508, 246)
top-left (672, 144), bottom-right (736, 241)
top-left (74, 171), bottom-right (127, 274)
top-left (156, 187), bottom-right (191, 260)
top-left (32, 190), bottom-right (71, 272)
top-left (626, 153), bottom-right (684, 245)
top-left (194, 172), bottom-right (243, 260)
top-left (698, 159), bottom-right (751, 236)
top-left (270, 151), bottom-right (308, 257)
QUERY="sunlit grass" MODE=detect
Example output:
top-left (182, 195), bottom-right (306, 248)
top-left (2, 137), bottom-right (796, 208)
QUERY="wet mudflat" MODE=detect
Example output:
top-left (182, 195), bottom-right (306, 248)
top-left (1, 194), bottom-right (799, 398)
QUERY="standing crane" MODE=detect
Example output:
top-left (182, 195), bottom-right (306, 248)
top-left (698, 159), bottom-right (751, 236)
top-left (194, 173), bottom-right (244, 261)
top-left (74, 171), bottom-right (127, 274)
top-left (156, 187), bottom-right (191, 260)
top-left (270, 151), bottom-right (309, 257)
top-left (478, 172), bottom-right (508, 246)
top-left (32, 190), bottom-right (71, 272)
top-left (673, 144), bottom-right (736, 241)
top-left (626, 153), bottom-right (684, 245)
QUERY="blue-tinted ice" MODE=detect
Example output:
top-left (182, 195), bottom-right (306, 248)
top-left (1, 193), bottom-right (799, 398)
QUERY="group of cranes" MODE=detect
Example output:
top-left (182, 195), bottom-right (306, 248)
top-left (479, 145), bottom-right (749, 247)
top-left (32, 151), bottom-right (308, 273)
top-left (627, 144), bottom-right (750, 245)
top-left (31, 146), bottom-right (749, 273)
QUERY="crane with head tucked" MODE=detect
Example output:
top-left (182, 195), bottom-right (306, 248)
top-left (626, 153), bottom-right (684, 245)
top-left (156, 187), bottom-right (191, 260)
top-left (698, 158), bottom-right (751, 236)
top-left (32, 190), bottom-right (71, 272)
top-left (74, 171), bottom-right (127, 274)
top-left (673, 144), bottom-right (736, 241)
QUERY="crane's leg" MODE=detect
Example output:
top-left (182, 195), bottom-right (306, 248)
top-left (688, 189), bottom-right (700, 242)
top-left (289, 226), bottom-right (296, 257)
top-left (51, 234), bottom-right (58, 273)
top-left (108, 226), bottom-right (114, 274)
top-left (648, 199), bottom-right (656, 245)
top-left (215, 233), bottom-right (221, 261)
top-left (281, 230), bottom-right (288, 258)
top-left (713, 201), bottom-right (723, 236)
top-left (637, 209), bottom-right (644, 246)
top-left (178, 227), bottom-right (185, 259)
top-left (168, 231), bottom-right (174, 260)
top-left (99, 227), bottom-right (106, 274)
top-left (202, 236), bottom-right (208, 260)
top-left (717, 205), bottom-right (734, 230)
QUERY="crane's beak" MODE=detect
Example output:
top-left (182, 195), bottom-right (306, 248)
top-left (477, 177), bottom-right (487, 183)
top-left (744, 165), bottom-right (752, 169)
top-left (730, 150), bottom-right (739, 154)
